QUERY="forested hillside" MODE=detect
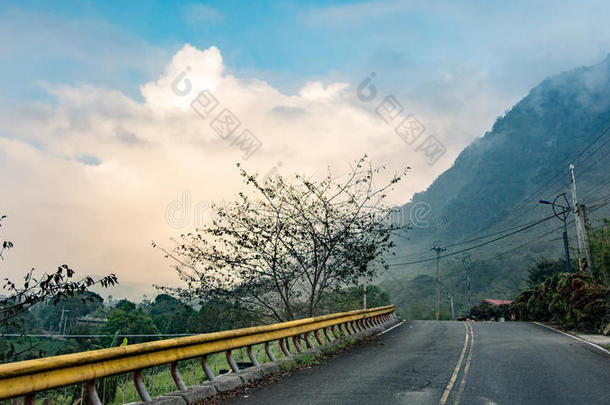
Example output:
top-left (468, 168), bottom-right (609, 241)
top-left (385, 55), bottom-right (610, 319)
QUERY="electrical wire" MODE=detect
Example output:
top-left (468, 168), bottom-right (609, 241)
top-left (388, 213), bottom-right (557, 266)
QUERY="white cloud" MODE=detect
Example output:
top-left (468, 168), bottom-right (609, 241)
top-left (0, 44), bottom-right (494, 298)
top-left (183, 4), bottom-right (223, 24)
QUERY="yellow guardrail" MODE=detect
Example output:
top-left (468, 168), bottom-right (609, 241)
top-left (0, 305), bottom-right (396, 404)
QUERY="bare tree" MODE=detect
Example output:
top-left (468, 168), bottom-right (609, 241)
top-left (156, 156), bottom-right (409, 322)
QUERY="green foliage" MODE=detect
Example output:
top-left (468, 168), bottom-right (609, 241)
top-left (33, 291), bottom-right (105, 332)
top-left (114, 299), bottom-right (136, 312)
top-left (295, 354), bottom-right (319, 367)
top-left (143, 294), bottom-right (199, 334)
top-left (319, 285), bottom-right (391, 313)
top-left (526, 258), bottom-right (566, 287)
top-left (101, 307), bottom-right (159, 344)
top-left (512, 272), bottom-right (608, 332)
top-left (589, 218), bottom-right (610, 286)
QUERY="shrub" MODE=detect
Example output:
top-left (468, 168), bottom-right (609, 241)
top-left (511, 272), bottom-right (608, 332)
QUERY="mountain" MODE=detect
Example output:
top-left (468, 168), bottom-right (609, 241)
top-left (384, 55), bottom-right (610, 319)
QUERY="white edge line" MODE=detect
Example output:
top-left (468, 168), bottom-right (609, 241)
top-left (534, 322), bottom-right (610, 356)
top-left (378, 320), bottom-right (405, 335)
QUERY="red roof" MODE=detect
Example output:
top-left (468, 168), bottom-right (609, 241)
top-left (483, 299), bottom-right (513, 306)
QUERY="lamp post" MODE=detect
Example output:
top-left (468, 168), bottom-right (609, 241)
top-left (539, 193), bottom-right (572, 273)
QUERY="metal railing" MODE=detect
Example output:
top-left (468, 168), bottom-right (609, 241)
top-left (0, 305), bottom-right (396, 404)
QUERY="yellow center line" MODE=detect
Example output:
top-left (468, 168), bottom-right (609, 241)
top-left (453, 322), bottom-right (475, 405)
top-left (439, 323), bottom-right (469, 405)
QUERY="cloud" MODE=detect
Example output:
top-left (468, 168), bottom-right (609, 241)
top-left (183, 3), bottom-right (223, 24)
top-left (2, 44), bottom-right (468, 298)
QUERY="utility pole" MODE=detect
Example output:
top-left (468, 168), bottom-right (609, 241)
top-left (432, 245), bottom-right (446, 321)
top-left (447, 291), bottom-right (455, 320)
top-left (58, 308), bottom-right (65, 334)
top-left (539, 194), bottom-right (572, 273)
top-left (58, 308), bottom-right (70, 335)
top-left (456, 254), bottom-right (473, 318)
top-left (569, 164), bottom-right (593, 274)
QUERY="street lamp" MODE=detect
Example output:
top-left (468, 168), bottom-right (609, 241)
top-left (539, 193), bottom-right (572, 273)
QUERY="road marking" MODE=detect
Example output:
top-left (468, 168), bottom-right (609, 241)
top-left (378, 320), bottom-right (405, 335)
top-left (439, 323), bottom-right (470, 405)
top-left (453, 322), bottom-right (474, 405)
top-left (533, 322), bottom-right (610, 356)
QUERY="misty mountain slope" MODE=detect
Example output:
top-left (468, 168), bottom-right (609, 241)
top-left (385, 55), bottom-right (610, 318)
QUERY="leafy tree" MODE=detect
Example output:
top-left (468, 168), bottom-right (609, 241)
top-left (101, 305), bottom-right (159, 344)
top-left (198, 298), bottom-right (258, 332)
top-left (155, 157), bottom-right (407, 322)
top-left (526, 258), bottom-right (566, 287)
top-left (114, 299), bottom-right (136, 312)
top-left (589, 218), bottom-right (610, 286)
top-left (33, 291), bottom-right (105, 332)
top-left (144, 294), bottom-right (198, 334)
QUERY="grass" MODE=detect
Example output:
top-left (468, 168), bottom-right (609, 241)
top-left (2, 327), bottom-right (362, 404)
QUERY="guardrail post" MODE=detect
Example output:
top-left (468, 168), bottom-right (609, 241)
top-left (314, 329), bottom-right (324, 345)
top-left (226, 350), bottom-right (240, 373)
top-left (292, 335), bottom-right (303, 352)
top-left (200, 355), bottom-right (216, 382)
top-left (331, 325), bottom-right (339, 339)
top-left (247, 345), bottom-right (261, 367)
top-left (23, 393), bottom-right (35, 405)
top-left (133, 370), bottom-right (152, 402)
top-left (85, 379), bottom-right (102, 405)
top-left (170, 361), bottom-right (187, 391)
top-left (279, 338), bottom-right (291, 357)
top-left (303, 332), bottom-right (314, 349)
top-left (264, 342), bottom-right (276, 361)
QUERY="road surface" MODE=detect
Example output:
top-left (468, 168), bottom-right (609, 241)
top-left (223, 321), bottom-right (610, 405)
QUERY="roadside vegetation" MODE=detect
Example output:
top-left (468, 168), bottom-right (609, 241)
top-left (511, 220), bottom-right (610, 333)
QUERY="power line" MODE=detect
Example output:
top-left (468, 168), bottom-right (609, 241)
top-left (473, 123), bottom-right (610, 235)
top-left (388, 213), bottom-right (557, 266)
top-left (390, 124), bottom-right (610, 267)
top-left (392, 213), bottom-right (557, 262)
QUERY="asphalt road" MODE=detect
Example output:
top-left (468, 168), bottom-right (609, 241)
top-left (223, 321), bottom-right (610, 405)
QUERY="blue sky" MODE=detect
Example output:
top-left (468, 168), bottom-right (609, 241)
top-left (2, 0), bottom-right (610, 297)
top-left (4, 0), bottom-right (608, 105)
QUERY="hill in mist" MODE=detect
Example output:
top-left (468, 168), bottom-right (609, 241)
top-left (384, 54), bottom-right (610, 319)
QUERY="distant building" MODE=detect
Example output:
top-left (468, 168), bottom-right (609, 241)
top-left (75, 316), bottom-right (107, 327)
top-left (471, 298), bottom-right (513, 321)
top-left (481, 299), bottom-right (512, 307)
